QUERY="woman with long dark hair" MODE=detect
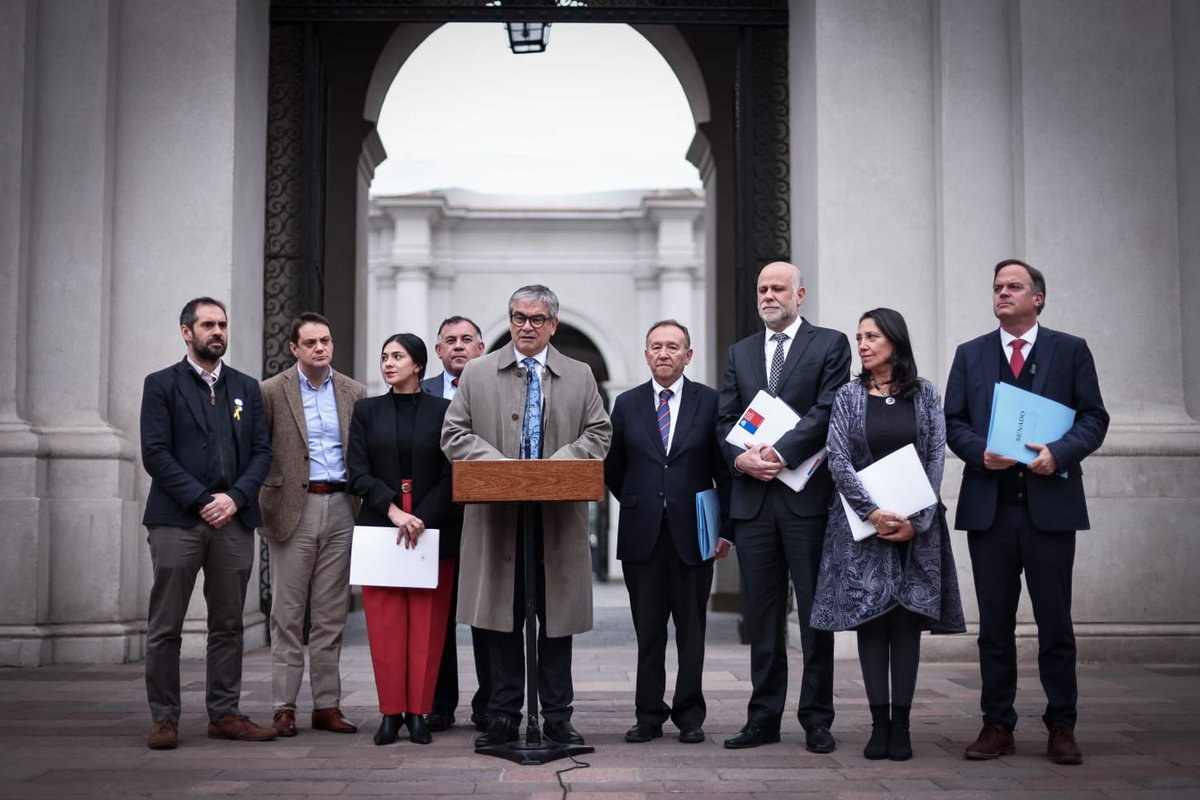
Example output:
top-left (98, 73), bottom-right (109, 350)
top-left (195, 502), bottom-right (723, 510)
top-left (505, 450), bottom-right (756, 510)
top-left (347, 333), bottom-right (458, 745)
top-left (811, 308), bottom-right (964, 760)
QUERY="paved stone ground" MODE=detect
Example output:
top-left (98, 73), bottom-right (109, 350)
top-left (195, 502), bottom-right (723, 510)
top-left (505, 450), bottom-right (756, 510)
top-left (2, 581), bottom-right (1199, 799)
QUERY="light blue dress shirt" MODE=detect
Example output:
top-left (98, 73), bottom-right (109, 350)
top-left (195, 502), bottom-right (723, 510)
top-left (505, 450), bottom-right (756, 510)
top-left (298, 365), bottom-right (347, 482)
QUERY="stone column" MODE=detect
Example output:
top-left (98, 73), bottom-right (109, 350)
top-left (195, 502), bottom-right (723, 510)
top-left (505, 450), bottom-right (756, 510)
top-left (0, 0), bottom-right (50, 667)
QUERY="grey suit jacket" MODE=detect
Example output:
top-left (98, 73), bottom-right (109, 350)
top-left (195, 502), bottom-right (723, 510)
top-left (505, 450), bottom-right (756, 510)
top-left (258, 366), bottom-right (367, 541)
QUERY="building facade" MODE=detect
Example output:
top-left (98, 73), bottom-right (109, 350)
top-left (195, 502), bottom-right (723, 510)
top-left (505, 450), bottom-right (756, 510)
top-left (2, 0), bottom-right (1198, 665)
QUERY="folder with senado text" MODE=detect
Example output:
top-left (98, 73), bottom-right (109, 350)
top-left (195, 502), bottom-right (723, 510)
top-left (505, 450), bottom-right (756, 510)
top-left (986, 382), bottom-right (1076, 465)
top-left (724, 390), bottom-right (825, 492)
top-left (695, 488), bottom-right (720, 560)
top-left (839, 443), bottom-right (937, 542)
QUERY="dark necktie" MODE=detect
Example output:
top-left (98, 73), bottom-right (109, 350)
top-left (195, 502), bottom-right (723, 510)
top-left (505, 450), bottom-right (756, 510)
top-left (521, 358), bottom-right (542, 459)
top-left (1010, 338), bottom-right (1026, 378)
top-left (451, 376), bottom-right (459, 389)
top-left (656, 388), bottom-right (673, 453)
top-left (768, 332), bottom-right (789, 394)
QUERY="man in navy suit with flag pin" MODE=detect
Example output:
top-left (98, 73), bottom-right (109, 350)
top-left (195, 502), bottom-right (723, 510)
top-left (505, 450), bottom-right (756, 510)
top-left (605, 320), bottom-right (731, 745)
top-left (945, 259), bottom-right (1108, 766)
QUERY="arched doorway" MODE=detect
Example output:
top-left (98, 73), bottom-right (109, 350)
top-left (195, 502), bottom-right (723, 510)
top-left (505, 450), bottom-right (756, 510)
top-left (259, 0), bottom-right (791, 611)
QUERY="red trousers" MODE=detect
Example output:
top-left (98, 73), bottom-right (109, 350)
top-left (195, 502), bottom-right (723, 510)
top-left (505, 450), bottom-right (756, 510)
top-left (362, 559), bottom-right (456, 715)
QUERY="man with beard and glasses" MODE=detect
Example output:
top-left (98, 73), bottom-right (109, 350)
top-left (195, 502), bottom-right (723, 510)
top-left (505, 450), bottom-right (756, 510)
top-left (140, 297), bottom-right (275, 750)
top-left (716, 262), bottom-right (851, 753)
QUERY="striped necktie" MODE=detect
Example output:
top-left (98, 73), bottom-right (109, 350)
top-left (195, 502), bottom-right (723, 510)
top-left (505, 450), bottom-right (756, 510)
top-left (657, 388), bottom-right (673, 453)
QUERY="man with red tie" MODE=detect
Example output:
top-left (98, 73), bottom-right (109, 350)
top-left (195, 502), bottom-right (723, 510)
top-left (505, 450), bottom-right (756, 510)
top-left (420, 315), bottom-right (488, 733)
top-left (945, 259), bottom-right (1108, 766)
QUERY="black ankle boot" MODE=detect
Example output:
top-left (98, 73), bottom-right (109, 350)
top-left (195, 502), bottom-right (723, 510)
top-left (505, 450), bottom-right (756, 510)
top-left (864, 704), bottom-right (890, 760)
top-left (888, 705), bottom-right (912, 761)
top-left (406, 712), bottom-right (432, 744)
top-left (373, 714), bottom-right (404, 746)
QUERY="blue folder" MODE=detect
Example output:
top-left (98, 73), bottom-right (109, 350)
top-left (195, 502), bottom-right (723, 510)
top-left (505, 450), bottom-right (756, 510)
top-left (695, 488), bottom-right (720, 561)
top-left (986, 382), bottom-right (1076, 465)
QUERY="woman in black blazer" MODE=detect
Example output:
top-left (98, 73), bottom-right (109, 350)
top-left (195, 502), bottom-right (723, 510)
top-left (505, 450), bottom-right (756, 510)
top-left (347, 333), bottom-right (458, 746)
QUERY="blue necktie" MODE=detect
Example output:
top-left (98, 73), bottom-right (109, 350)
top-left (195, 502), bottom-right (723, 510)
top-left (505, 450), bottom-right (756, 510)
top-left (521, 357), bottom-right (542, 459)
top-left (656, 388), bottom-right (673, 454)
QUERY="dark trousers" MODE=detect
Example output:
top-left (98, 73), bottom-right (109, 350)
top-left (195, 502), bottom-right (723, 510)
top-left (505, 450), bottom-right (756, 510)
top-left (969, 500), bottom-right (1077, 730)
top-left (622, 518), bottom-right (713, 730)
top-left (735, 483), bottom-right (834, 731)
top-left (431, 566), bottom-right (491, 719)
top-left (856, 606), bottom-right (923, 708)
top-left (145, 520), bottom-right (254, 723)
top-left (486, 510), bottom-right (573, 724)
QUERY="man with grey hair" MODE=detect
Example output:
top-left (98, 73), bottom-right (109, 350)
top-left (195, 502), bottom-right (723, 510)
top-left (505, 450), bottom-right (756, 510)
top-left (717, 261), bottom-right (851, 752)
top-left (442, 284), bottom-right (612, 748)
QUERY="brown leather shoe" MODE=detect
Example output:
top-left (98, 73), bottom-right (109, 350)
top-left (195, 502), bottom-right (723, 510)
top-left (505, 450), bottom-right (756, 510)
top-left (207, 713), bottom-right (278, 741)
top-left (272, 709), bottom-right (297, 737)
top-left (964, 723), bottom-right (1015, 760)
top-left (148, 719), bottom-right (178, 750)
top-left (312, 707), bottom-right (358, 734)
top-left (1047, 722), bottom-right (1083, 765)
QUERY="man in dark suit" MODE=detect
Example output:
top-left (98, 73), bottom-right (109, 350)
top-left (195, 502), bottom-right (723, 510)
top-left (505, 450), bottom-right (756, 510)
top-left (140, 297), bottom-right (275, 750)
top-left (606, 319), bottom-right (731, 745)
top-left (717, 261), bottom-right (851, 753)
top-left (945, 259), bottom-right (1108, 766)
top-left (419, 315), bottom-right (488, 733)
top-left (259, 312), bottom-right (365, 737)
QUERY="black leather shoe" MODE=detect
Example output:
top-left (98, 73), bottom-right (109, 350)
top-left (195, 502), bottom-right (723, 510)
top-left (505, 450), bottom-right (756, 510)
top-left (426, 712), bottom-right (454, 732)
top-left (805, 725), bottom-right (836, 754)
top-left (373, 714), bottom-right (404, 746)
top-left (543, 720), bottom-right (585, 745)
top-left (474, 716), bottom-right (518, 748)
top-left (678, 727), bottom-right (706, 744)
top-left (470, 711), bottom-right (492, 732)
top-left (405, 713), bottom-right (432, 744)
top-left (723, 721), bottom-right (780, 749)
top-left (624, 722), bottom-right (663, 743)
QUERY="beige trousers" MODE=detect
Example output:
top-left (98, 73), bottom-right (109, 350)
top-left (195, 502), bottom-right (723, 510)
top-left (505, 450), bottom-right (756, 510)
top-left (267, 492), bottom-right (355, 710)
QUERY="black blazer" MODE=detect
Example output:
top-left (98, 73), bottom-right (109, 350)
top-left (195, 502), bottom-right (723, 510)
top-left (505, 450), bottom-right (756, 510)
top-left (944, 326), bottom-right (1109, 532)
top-left (346, 391), bottom-right (458, 559)
top-left (605, 378), bottom-right (731, 566)
top-left (140, 358), bottom-right (272, 529)
top-left (717, 320), bottom-right (852, 525)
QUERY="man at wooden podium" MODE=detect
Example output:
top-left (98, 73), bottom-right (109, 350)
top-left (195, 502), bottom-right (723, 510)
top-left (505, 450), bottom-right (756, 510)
top-left (442, 285), bottom-right (612, 748)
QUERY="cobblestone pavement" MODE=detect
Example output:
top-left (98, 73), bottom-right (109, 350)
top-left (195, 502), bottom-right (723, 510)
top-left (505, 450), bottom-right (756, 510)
top-left (2, 581), bottom-right (1198, 799)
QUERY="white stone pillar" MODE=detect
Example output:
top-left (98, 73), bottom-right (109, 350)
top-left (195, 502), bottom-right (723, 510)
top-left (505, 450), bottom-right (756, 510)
top-left (393, 264), bottom-right (432, 351)
top-left (0, 0), bottom-right (50, 667)
top-left (106, 0), bottom-right (271, 660)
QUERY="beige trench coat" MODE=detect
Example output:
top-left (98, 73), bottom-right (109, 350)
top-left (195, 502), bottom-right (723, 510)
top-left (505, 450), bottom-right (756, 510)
top-left (441, 345), bottom-right (612, 637)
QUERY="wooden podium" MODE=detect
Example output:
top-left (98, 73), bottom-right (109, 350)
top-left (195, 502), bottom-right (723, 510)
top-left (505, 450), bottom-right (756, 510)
top-left (452, 459), bottom-right (605, 765)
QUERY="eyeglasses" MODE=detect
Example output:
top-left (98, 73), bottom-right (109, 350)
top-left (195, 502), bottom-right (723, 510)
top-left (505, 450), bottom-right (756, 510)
top-left (510, 312), bottom-right (551, 329)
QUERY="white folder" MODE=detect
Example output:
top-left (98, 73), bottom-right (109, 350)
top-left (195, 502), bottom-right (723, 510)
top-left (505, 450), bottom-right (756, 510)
top-left (724, 389), bottom-right (826, 492)
top-left (839, 444), bottom-right (937, 542)
top-left (349, 526), bottom-right (440, 588)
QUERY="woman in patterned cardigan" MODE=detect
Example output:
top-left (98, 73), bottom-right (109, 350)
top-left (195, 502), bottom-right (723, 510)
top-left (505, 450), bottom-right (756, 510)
top-left (811, 308), bottom-right (965, 761)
